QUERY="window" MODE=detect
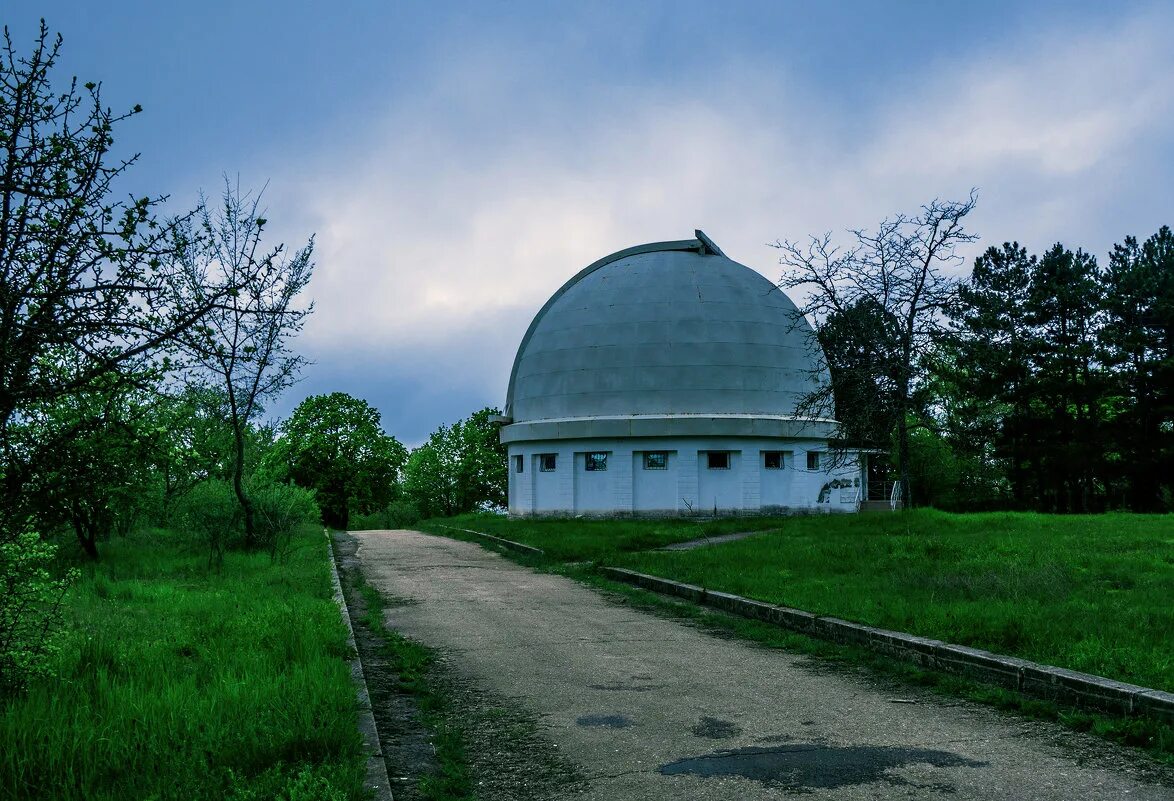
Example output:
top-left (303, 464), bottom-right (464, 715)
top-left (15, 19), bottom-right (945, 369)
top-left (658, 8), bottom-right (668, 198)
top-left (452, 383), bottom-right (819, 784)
top-left (706, 451), bottom-right (730, 470)
top-left (539, 453), bottom-right (557, 472)
top-left (585, 452), bottom-right (608, 471)
top-left (643, 451), bottom-right (668, 470)
top-left (806, 451), bottom-right (821, 471)
top-left (514, 455), bottom-right (524, 473)
top-left (764, 451), bottom-right (783, 470)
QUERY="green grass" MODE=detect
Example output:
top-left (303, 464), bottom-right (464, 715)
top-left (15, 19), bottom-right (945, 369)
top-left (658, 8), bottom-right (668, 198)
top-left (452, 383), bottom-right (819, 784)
top-left (611, 509), bottom-right (1173, 692)
top-left (415, 512), bottom-right (787, 561)
top-left (0, 526), bottom-right (365, 801)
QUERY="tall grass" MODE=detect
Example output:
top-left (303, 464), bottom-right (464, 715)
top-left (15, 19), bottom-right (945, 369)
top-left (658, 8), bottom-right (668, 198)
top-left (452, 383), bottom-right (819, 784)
top-left (616, 510), bottom-right (1173, 691)
top-left (0, 526), bottom-right (364, 800)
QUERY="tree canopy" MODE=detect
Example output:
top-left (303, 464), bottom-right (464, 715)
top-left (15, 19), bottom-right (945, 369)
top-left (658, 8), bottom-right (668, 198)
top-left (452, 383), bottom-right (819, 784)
top-left (266, 392), bottom-right (408, 529)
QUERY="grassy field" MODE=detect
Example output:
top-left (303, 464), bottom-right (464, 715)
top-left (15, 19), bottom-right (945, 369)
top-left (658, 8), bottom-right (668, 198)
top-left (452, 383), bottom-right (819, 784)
top-left (0, 526), bottom-right (365, 801)
top-left (414, 513), bottom-right (788, 561)
top-left (612, 510), bottom-right (1173, 692)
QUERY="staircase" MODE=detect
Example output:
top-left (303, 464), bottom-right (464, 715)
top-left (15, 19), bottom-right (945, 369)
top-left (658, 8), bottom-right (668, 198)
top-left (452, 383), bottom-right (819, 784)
top-left (859, 499), bottom-right (903, 512)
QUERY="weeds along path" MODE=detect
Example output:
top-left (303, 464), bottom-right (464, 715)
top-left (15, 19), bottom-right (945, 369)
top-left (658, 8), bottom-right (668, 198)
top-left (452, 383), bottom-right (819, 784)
top-left (353, 529), bottom-right (1174, 801)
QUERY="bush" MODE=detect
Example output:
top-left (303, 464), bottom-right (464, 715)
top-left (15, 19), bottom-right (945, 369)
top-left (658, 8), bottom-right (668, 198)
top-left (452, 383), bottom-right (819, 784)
top-left (0, 533), bottom-right (77, 694)
top-left (348, 499), bottom-right (420, 531)
top-left (250, 482), bottom-right (320, 560)
top-left (177, 480), bottom-right (241, 565)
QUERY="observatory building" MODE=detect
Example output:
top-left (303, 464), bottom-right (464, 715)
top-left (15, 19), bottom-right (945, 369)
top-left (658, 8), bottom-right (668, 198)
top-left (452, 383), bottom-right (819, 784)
top-left (498, 231), bottom-right (863, 517)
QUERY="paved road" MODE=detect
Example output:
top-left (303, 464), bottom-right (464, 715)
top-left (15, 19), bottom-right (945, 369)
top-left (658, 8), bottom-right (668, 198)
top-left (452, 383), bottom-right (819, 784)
top-left (355, 530), bottom-right (1173, 800)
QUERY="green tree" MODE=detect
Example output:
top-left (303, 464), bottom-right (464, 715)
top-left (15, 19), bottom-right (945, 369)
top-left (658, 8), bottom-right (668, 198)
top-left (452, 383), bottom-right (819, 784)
top-left (266, 392), bottom-right (408, 529)
top-left (1101, 226), bottom-right (1174, 510)
top-left (1026, 244), bottom-right (1105, 511)
top-left (403, 407), bottom-right (507, 518)
top-left (951, 242), bottom-right (1039, 507)
top-left (775, 194), bottom-right (978, 507)
top-left (0, 23), bottom-right (228, 542)
top-left (169, 180), bottom-right (315, 547)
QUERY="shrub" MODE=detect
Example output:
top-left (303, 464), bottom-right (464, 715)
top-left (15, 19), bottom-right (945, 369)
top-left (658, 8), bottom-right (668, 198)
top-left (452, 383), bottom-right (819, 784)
top-left (348, 499), bottom-right (420, 531)
top-left (0, 533), bottom-right (77, 695)
top-left (177, 480), bottom-right (241, 566)
top-left (250, 482), bottom-right (320, 561)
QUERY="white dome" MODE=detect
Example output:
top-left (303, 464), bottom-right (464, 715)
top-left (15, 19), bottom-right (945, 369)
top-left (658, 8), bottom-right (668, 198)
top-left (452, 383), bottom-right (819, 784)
top-left (504, 233), bottom-right (829, 425)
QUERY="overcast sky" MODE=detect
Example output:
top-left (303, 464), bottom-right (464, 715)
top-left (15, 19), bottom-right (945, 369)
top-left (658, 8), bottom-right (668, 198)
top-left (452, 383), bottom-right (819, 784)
top-left (9, 2), bottom-right (1174, 444)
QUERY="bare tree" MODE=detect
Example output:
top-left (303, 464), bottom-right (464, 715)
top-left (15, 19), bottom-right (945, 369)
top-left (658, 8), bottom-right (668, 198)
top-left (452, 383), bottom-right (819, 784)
top-left (773, 193), bottom-right (978, 507)
top-left (170, 180), bottom-right (314, 550)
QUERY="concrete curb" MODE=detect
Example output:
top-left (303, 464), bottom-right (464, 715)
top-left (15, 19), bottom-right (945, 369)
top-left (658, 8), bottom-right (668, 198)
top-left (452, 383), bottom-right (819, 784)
top-left (325, 531), bottom-right (394, 801)
top-left (600, 566), bottom-right (1174, 724)
top-left (436, 524), bottom-right (545, 556)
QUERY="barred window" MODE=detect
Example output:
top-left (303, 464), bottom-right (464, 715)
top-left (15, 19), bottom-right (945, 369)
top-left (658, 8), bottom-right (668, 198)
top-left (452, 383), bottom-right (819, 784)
top-left (539, 453), bottom-right (557, 472)
top-left (707, 452), bottom-right (730, 470)
top-left (806, 451), bottom-right (821, 471)
top-left (514, 455), bottom-right (524, 473)
top-left (764, 451), bottom-right (783, 470)
top-left (585, 452), bottom-right (608, 471)
top-left (644, 451), bottom-right (668, 470)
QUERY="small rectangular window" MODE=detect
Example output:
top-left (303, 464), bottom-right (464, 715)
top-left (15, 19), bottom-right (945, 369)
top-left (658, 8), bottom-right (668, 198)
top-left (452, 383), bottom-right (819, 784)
top-left (514, 455), bottom-right (524, 473)
top-left (539, 453), bottom-right (557, 472)
top-left (806, 451), bottom-right (821, 471)
top-left (643, 451), bottom-right (668, 470)
top-left (707, 451), bottom-right (730, 470)
top-left (764, 451), bottom-right (783, 470)
top-left (585, 452), bottom-right (608, 471)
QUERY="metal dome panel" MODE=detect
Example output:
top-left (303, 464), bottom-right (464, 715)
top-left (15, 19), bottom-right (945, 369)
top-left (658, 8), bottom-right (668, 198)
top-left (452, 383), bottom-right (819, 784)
top-left (504, 234), bottom-right (830, 424)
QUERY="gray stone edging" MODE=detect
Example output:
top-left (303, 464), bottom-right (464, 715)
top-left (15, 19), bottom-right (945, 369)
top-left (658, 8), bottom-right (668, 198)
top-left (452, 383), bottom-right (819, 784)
top-left (436, 524), bottom-right (544, 555)
top-left (599, 566), bottom-right (1174, 724)
top-left (324, 530), bottom-right (395, 801)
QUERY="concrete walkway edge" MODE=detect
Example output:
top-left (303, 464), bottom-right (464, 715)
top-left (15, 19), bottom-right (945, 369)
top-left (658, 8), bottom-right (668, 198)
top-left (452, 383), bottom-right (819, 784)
top-left (600, 566), bottom-right (1174, 724)
top-left (324, 530), bottom-right (394, 801)
top-left (436, 524), bottom-right (545, 555)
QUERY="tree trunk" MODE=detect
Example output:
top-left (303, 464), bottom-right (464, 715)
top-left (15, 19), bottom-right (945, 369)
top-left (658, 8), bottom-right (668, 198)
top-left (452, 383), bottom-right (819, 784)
top-left (232, 422), bottom-right (255, 548)
top-left (71, 503), bottom-right (99, 560)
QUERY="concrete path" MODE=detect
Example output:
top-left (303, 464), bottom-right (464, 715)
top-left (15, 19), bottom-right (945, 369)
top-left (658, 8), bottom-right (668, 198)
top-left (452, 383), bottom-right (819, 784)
top-left (355, 530), bottom-right (1173, 800)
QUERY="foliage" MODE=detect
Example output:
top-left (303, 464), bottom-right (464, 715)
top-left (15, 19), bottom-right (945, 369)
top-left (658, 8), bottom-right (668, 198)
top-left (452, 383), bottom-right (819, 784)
top-left (947, 226), bottom-right (1174, 512)
top-left (774, 193), bottom-right (979, 504)
top-left (266, 393), bottom-right (407, 529)
top-left (168, 179), bottom-right (315, 547)
top-left (0, 526), bottom-right (364, 800)
top-left (177, 479), bottom-right (241, 567)
top-left (893, 423), bottom-right (960, 509)
top-left (404, 407), bottom-right (507, 518)
top-left (0, 23), bottom-right (231, 544)
top-left (0, 534), bottom-right (77, 694)
top-left (249, 481), bottom-right (320, 561)
top-left (349, 500), bottom-right (421, 531)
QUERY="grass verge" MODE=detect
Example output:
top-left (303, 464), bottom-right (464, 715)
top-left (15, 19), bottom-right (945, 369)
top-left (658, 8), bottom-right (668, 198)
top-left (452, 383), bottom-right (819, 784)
top-left (353, 577), bottom-right (473, 800)
top-left (0, 525), bottom-right (365, 801)
top-left (613, 509), bottom-right (1173, 691)
top-left (415, 512), bottom-right (785, 561)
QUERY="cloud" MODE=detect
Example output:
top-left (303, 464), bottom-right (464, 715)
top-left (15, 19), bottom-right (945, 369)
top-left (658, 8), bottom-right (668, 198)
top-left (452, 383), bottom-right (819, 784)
top-left (258, 5), bottom-right (1174, 440)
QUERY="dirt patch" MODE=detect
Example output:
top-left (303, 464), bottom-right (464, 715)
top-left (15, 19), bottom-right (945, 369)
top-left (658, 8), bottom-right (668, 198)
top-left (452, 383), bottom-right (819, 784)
top-left (333, 533), bottom-right (438, 800)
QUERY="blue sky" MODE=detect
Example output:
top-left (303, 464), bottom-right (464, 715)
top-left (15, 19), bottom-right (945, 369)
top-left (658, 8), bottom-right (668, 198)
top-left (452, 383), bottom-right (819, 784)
top-left (8, 2), bottom-right (1174, 444)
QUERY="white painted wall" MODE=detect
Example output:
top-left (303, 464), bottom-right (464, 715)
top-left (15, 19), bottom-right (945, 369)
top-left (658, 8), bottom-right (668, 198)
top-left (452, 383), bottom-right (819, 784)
top-left (697, 450), bottom-right (742, 513)
top-left (506, 436), bottom-right (863, 516)
top-left (631, 450), bottom-right (678, 512)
